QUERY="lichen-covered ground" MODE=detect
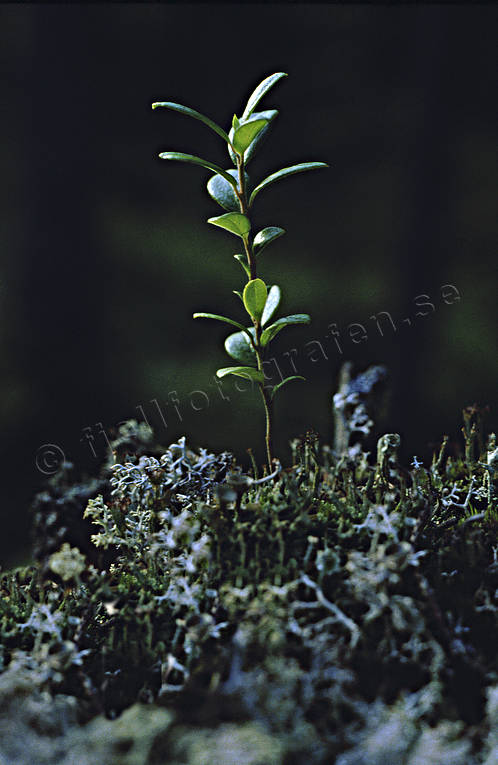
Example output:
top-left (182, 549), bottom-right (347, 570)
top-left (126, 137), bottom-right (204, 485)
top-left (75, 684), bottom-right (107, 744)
top-left (1, 373), bottom-right (497, 764)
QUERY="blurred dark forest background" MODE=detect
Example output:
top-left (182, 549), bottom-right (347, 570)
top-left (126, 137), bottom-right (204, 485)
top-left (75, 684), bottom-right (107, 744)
top-left (1, 5), bottom-right (496, 564)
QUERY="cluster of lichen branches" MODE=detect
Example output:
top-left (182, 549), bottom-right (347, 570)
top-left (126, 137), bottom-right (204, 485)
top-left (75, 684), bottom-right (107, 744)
top-left (152, 72), bottom-right (327, 469)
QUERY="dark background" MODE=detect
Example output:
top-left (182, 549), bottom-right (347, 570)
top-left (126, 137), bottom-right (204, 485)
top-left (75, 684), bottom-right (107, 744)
top-left (1, 4), bottom-right (496, 565)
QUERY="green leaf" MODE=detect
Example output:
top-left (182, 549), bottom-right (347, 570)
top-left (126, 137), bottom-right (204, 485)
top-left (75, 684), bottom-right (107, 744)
top-left (208, 212), bottom-right (250, 239)
top-left (158, 152), bottom-right (238, 189)
top-left (207, 169), bottom-right (249, 212)
top-left (261, 285), bottom-right (281, 327)
top-left (249, 162), bottom-right (328, 206)
top-left (243, 279), bottom-right (268, 322)
top-left (232, 114), bottom-right (240, 130)
top-left (151, 101), bottom-right (231, 144)
top-left (271, 375), bottom-right (306, 400)
top-left (260, 314), bottom-right (311, 346)
top-left (224, 328), bottom-right (257, 365)
top-left (232, 118), bottom-right (268, 155)
top-left (233, 253), bottom-right (251, 277)
top-left (193, 312), bottom-right (253, 340)
top-left (216, 366), bottom-right (264, 383)
top-left (244, 109), bottom-right (278, 163)
top-left (242, 72), bottom-right (287, 119)
top-left (253, 227), bottom-right (286, 256)
top-left (228, 109), bottom-right (278, 165)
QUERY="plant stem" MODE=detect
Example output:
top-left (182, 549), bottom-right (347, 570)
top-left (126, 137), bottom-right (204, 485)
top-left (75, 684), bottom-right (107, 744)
top-left (243, 236), bottom-right (256, 279)
top-left (259, 382), bottom-right (274, 470)
top-left (236, 151), bottom-right (273, 471)
top-left (254, 326), bottom-right (273, 470)
top-left (236, 156), bottom-right (257, 279)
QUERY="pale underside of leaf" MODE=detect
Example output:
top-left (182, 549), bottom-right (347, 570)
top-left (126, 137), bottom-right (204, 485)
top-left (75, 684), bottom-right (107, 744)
top-left (243, 110), bottom-right (278, 164)
top-left (158, 152), bottom-right (238, 189)
top-left (151, 101), bottom-right (231, 144)
top-left (249, 162), bottom-right (328, 206)
top-left (253, 227), bottom-right (286, 256)
top-left (207, 169), bottom-right (247, 212)
top-left (224, 328), bottom-right (257, 365)
top-left (261, 285), bottom-right (281, 327)
top-left (216, 366), bottom-right (264, 383)
top-left (260, 314), bottom-right (311, 346)
top-left (193, 313), bottom-right (254, 342)
top-left (242, 72), bottom-right (288, 120)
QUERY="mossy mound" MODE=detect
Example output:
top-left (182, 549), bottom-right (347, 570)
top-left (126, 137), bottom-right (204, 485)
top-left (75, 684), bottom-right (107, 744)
top-left (1, 375), bottom-right (497, 763)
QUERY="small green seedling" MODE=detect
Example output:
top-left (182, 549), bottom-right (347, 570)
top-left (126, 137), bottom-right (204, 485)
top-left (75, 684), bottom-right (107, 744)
top-left (153, 72), bottom-right (327, 469)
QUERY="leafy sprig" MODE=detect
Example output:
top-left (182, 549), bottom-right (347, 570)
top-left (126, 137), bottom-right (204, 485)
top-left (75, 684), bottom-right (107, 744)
top-left (153, 72), bottom-right (328, 468)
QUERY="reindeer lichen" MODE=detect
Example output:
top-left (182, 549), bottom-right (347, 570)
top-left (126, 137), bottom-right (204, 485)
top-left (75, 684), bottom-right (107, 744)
top-left (0, 375), bottom-right (496, 763)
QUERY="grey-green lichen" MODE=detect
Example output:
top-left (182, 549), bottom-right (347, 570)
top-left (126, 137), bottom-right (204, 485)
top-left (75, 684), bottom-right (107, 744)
top-left (0, 373), bottom-right (497, 764)
top-left (48, 543), bottom-right (86, 583)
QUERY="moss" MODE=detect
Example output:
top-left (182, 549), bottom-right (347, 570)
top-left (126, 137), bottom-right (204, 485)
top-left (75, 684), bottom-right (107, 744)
top-left (0, 372), bottom-right (497, 763)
